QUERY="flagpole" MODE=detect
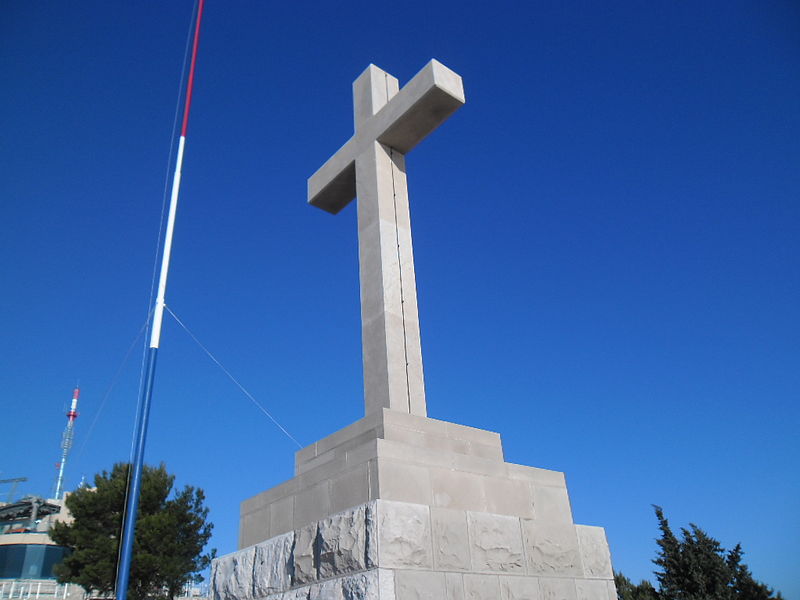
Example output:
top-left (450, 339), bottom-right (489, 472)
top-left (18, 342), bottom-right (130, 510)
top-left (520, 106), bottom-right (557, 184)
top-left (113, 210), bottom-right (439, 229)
top-left (115, 2), bottom-right (205, 599)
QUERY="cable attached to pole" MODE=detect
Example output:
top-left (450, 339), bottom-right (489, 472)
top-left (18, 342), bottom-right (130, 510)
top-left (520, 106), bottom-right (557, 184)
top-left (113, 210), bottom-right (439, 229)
top-left (114, 2), bottom-right (206, 599)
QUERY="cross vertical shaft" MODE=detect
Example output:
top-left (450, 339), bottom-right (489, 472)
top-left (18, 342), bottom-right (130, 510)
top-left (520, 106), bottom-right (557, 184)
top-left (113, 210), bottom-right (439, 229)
top-left (308, 60), bottom-right (465, 418)
top-left (353, 67), bottom-right (426, 415)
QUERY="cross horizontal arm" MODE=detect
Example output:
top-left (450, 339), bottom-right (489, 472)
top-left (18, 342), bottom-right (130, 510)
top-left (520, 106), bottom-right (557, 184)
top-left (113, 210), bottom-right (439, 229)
top-left (308, 59), bottom-right (465, 214)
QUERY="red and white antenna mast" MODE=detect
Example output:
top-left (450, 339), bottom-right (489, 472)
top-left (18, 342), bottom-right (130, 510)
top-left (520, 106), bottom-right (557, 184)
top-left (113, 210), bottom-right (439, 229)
top-left (53, 387), bottom-right (80, 500)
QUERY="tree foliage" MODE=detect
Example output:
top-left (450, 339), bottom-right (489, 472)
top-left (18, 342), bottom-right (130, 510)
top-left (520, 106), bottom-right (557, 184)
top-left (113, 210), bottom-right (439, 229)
top-left (615, 572), bottom-right (659, 600)
top-left (50, 463), bottom-right (214, 600)
top-left (616, 506), bottom-right (781, 600)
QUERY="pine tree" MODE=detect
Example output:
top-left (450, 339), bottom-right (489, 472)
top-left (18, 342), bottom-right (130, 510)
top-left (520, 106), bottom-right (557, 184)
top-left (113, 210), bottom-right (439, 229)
top-left (616, 506), bottom-right (781, 600)
top-left (615, 572), bottom-right (659, 600)
top-left (50, 463), bottom-right (214, 600)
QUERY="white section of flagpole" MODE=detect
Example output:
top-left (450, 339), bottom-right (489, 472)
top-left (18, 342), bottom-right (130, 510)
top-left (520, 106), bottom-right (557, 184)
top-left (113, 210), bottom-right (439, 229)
top-left (116, 134), bottom-right (187, 600)
top-left (150, 134), bottom-right (186, 349)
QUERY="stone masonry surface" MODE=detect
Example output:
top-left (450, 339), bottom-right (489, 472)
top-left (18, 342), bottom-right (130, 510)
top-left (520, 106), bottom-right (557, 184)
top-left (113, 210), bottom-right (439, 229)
top-left (214, 499), bottom-right (616, 600)
top-left (239, 409), bottom-right (570, 548)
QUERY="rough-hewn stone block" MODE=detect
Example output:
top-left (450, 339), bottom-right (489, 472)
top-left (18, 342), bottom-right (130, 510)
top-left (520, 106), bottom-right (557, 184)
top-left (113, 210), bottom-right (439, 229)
top-left (445, 573), bottom-right (464, 600)
top-left (468, 512), bottom-right (525, 573)
top-left (341, 571), bottom-right (380, 600)
top-left (377, 501), bottom-right (432, 568)
top-left (292, 523), bottom-right (318, 585)
top-left (576, 526), bottom-right (613, 579)
top-left (212, 547), bottom-right (254, 600)
top-left (575, 579), bottom-right (609, 600)
top-left (276, 588), bottom-right (310, 600)
top-left (431, 507), bottom-right (470, 570)
top-left (606, 580), bottom-right (618, 600)
top-left (539, 577), bottom-right (577, 600)
top-left (500, 576), bottom-right (541, 600)
top-left (253, 533), bottom-right (293, 597)
top-left (464, 573), bottom-right (501, 599)
top-left (522, 521), bottom-right (583, 577)
top-left (394, 570), bottom-right (446, 600)
top-left (318, 504), bottom-right (368, 578)
top-left (308, 578), bottom-right (341, 600)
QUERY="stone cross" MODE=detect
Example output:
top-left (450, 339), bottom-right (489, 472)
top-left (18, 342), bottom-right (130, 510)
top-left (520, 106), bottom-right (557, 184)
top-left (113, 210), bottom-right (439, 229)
top-left (308, 60), bottom-right (465, 417)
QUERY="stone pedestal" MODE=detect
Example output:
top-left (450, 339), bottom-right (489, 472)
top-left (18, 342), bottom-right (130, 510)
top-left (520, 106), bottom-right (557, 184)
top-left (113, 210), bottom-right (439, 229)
top-left (211, 410), bottom-right (617, 599)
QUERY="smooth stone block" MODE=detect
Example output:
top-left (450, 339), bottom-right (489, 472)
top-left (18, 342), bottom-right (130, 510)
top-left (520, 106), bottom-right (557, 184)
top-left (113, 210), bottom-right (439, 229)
top-left (381, 408), bottom-right (448, 436)
top-left (431, 467), bottom-right (486, 512)
top-left (464, 573), bottom-right (501, 599)
top-left (240, 508), bottom-right (270, 551)
top-left (453, 453), bottom-right (507, 478)
top-left (539, 578), bottom-right (577, 600)
top-left (376, 438), bottom-right (452, 471)
top-left (532, 485), bottom-right (573, 523)
top-left (468, 441), bottom-right (505, 461)
top-left (294, 481), bottom-right (331, 528)
top-left (394, 570), bottom-right (446, 600)
top-left (297, 449), bottom-right (339, 475)
top-left (377, 458), bottom-right (433, 505)
top-left (269, 496), bottom-right (294, 538)
top-left (309, 413), bottom-right (381, 458)
top-left (483, 476), bottom-right (534, 518)
top-left (575, 579), bottom-right (609, 600)
top-left (318, 505), bottom-right (368, 578)
top-left (330, 464), bottom-right (371, 514)
top-left (445, 421), bottom-right (502, 447)
top-left (467, 512), bottom-right (525, 573)
top-left (500, 576), bottom-right (542, 600)
top-left (253, 533), bottom-right (293, 596)
top-left (576, 525), bottom-right (613, 579)
top-left (292, 523), bottom-right (318, 586)
top-left (298, 454), bottom-right (347, 489)
top-left (344, 438), bottom-right (380, 467)
top-left (523, 521), bottom-right (583, 577)
top-left (506, 464), bottom-right (566, 488)
top-left (377, 501), bottom-right (432, 569)
top-left (242, 478), bottom-right (298, 515)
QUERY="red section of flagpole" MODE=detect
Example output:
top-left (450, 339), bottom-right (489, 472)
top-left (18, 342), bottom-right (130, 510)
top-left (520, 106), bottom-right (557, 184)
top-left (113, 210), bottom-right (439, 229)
top-left (181, 0), bottom-right (206, 137)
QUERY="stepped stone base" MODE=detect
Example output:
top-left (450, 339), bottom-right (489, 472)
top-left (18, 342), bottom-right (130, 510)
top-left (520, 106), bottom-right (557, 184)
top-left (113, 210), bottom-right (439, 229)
top-left (212, 410), bottom-right (616, 599)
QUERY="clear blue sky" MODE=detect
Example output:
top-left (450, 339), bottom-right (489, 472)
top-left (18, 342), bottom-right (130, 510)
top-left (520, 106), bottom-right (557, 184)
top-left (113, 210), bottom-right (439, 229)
top-left (2, 1), bottom-right (798, 596)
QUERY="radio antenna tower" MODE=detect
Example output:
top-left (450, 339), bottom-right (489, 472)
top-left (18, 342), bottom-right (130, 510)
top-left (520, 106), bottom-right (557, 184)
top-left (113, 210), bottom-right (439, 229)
top-left (53, 387), bottom-right (80, 500)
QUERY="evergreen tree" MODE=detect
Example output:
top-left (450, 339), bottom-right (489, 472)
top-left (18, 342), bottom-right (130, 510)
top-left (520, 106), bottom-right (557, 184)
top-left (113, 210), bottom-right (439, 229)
top-left (50, 463), bottom-right (214, 600)
top-left (615, 572), bottom-right (659, 600)
top-left (616, 506), bottom-right (781, 600)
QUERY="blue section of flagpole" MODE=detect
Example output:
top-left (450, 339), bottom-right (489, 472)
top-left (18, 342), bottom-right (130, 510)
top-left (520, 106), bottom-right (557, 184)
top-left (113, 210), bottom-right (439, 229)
top-left (115, 346), bottom-right (159, 600)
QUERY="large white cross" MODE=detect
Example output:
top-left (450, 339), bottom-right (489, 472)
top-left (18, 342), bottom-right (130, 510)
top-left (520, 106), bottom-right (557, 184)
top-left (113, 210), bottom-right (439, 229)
top-left (308, 60), bottom-right (465, 417)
